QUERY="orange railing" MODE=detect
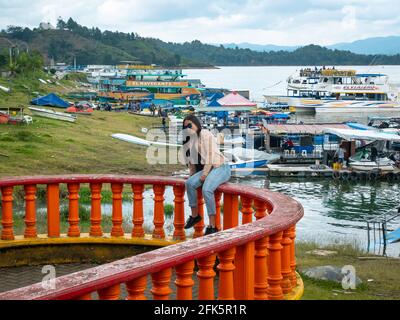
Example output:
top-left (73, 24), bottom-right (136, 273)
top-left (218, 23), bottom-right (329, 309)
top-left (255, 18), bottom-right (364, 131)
top-left (0, 175), bottom-right (303, 300)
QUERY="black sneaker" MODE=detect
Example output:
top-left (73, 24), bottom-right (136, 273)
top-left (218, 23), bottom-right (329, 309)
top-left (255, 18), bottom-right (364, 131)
top-left (184, 215), bottom-right (202, 229)
top-left (204, 226), bottom-right (218, 235)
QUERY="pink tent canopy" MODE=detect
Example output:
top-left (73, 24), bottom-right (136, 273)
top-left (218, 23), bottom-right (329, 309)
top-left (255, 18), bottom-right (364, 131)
top-left (217, 92), bottom-right (257, 107)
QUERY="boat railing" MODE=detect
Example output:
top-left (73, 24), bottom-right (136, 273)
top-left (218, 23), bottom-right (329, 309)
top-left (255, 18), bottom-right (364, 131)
top-left (0, 174), bottom-right (304, 300)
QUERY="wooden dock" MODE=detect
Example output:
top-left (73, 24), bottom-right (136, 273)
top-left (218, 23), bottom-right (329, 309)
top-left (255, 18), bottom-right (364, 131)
top-left (231, 164), bottom-right (400, 181)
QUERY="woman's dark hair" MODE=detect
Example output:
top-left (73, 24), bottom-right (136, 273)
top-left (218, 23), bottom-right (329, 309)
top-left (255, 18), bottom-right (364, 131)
top-left (183, 114), bottom-right (202, 136)
top-left (182, 114), bottom-right (204, 172)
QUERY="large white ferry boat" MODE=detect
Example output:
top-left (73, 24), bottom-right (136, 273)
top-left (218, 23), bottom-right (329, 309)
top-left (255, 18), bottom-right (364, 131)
top-left (265, 67), bottom-right (400, 113)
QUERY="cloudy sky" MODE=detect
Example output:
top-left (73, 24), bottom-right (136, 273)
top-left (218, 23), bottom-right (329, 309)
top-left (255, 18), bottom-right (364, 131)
top-left (1, 0), bottom-right (399, 45)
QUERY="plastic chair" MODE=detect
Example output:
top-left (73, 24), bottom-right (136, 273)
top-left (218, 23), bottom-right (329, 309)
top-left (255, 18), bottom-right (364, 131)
top-left (302, 150), bottom-right (307, 157)
top-left (284, 150), bottom-right (290, 156)
top-left (290, 150), bottom-right (296, 157)
top-left (24, 115), bottom-right (33, 125)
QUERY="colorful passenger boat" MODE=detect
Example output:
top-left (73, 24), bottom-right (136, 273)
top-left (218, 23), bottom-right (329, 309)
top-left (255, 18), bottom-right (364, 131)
top-left (98, 65), bottom-right (202, 106)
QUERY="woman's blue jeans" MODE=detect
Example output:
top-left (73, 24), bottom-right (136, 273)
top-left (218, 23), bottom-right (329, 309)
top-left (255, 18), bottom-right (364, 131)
top-left (185, 164), bottom-right (231, 216)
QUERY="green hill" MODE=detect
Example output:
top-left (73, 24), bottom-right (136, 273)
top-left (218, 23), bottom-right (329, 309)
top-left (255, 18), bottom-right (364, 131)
top-left (1, 18), bottom-right (400, 67)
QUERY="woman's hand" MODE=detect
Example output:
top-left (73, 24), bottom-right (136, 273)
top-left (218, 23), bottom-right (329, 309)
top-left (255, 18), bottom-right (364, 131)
top-left (200, 175), bottom-right (207, 182)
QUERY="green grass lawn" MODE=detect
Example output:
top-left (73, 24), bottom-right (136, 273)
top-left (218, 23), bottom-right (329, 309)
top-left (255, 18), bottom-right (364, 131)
top-left (296, 242), bottom-right (400, 300)
top-left (0, 110), bottom-right (184, 177)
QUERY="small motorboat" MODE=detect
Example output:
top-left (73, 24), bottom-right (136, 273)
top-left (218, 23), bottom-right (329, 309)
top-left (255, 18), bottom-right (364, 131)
top-left (28, 107), bottom-right (77, 123)
top-left (349, 157), bottom-right (395, 172)
top-left (224, 147), bottom-right (280, 169)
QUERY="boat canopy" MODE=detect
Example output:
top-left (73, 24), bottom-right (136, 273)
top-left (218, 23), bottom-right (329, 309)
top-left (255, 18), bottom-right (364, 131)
top-left (263, 122), bottom-right (350, 135)
top-left (31, 93), bottom-right (70, 108)
top-left (324, 128), bottom-right (400, 142)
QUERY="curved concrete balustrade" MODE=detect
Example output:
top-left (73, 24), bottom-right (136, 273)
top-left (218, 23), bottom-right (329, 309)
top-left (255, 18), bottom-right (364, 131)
top-left (0, 175), bottom-right (304, 300)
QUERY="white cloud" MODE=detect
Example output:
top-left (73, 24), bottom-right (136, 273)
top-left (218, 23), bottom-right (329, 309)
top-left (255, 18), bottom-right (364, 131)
top-left (0, 0), bottom-right (399, 45)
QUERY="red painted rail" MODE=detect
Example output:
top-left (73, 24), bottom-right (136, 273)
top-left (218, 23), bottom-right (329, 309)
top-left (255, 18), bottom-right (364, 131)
top-left (0, 175), bottom-right (303, 300)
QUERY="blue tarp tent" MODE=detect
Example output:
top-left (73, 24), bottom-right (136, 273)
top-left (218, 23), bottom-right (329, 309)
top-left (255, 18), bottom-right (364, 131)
top-left (31, 93), bottom-right (70, 108)
top-left (208, 99), bottom-right (222, 107)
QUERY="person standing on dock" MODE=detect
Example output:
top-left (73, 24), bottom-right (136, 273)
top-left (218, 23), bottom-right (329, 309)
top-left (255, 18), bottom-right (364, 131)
top-left (335, 145), bottom-right (346, 167)
top-left (181, 115), bottom-right (231, 235)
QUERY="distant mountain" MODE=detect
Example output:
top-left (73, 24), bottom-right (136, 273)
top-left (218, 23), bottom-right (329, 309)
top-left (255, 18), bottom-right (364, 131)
top-left (328, 36), bottom-right (400, 55)
top-left (219, 42), bottom-right (299, 52)
top-left (220, 36), bottom-right (400, 55)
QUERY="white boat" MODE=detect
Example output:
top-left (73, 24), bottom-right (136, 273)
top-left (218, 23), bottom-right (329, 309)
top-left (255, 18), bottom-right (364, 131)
top-left (264, 68), bottom-right (400, 112)
top-left (111, 133), bottom-right (180, 147)
top-left (28, 107), bottom-right (77, 123)
top-left (349, 157), bottom-right (395, 172)
top-left (286, 68), bottom-right (399, 102)
top-left (224, 147), bottom-right (280, 169)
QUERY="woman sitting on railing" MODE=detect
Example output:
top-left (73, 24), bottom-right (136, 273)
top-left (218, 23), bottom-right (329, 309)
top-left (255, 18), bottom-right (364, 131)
top-left (181, 115), bottom-right (231, 235)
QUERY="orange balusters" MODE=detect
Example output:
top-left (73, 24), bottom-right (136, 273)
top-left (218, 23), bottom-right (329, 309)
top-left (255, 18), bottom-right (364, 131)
top-left (76, 293), bottom-right (92, 300)
top-left (111, 183), bottom-right (124, 237)
top-left (288, 225), bottom-right (298, 288)
top-left (1, 186), bottom-right (14, 240)
top-left (132, 184), bottom-right (145, 238)
top-left (241, 196), bottom-right (253, 224)
top-left (217, 247), bottom-right (236, 300)
top-left (98, 285), bottom-right (120, 300)
top-left (152, 184), bottom-right (165, 239)
top-left (223, 194), bottom-right (239, 230)
top-left (267, 231), bottom-right (284, 300)
top-left (254, 199), bottom-right (267, 220)
top-left (194, 189), bottom-right (205, 238)
top-left (47, 184), bottom-right (60, 238)
top-left (175, 260), bottom-right (194, 300)
top-left (254, 236), bottom-right (269, 300)
top-left (151, 268), bottom-right (172, 300)
top-left (281, 228), bottom-right (293, 294)
top-left (234, 242), bottom-right (255, 300)
top-left (89, 183), bottom-right (103, 237)
top-left (173, 185), bottom-right (186, 240)
top-left (24, 185), bottom-right (37, 239)
top-left (67, 183), bottom-right (80, 237)
top-left (197, 254), bottom-right (216, 300)
top-left (126, 276), bottom-right (147, 300)
top-left (214, 191), bottom-right (222, 231)
top-left (253, 199), bottom-right (269, 298)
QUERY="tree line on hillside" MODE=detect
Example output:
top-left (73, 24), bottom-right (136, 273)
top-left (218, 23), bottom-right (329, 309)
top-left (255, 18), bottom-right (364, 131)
top-left (1, 18), bottom-right (400, 67)
top-left (0, 49), bottom-right (43, 74)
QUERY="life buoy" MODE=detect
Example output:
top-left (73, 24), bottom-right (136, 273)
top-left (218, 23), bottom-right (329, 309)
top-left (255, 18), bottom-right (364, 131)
top-left (341, 171), bottom-right (351, 181)
top-left (332, 171), bottom-right (341, 180)
top-left (368, 171), bottom-right (378, 181)
top-left (357, 171), bottom-right (367, 181)
top-left (386, 172), bottom-right (395, 182)
top-left (350, 171), bottom-right (358, 181)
